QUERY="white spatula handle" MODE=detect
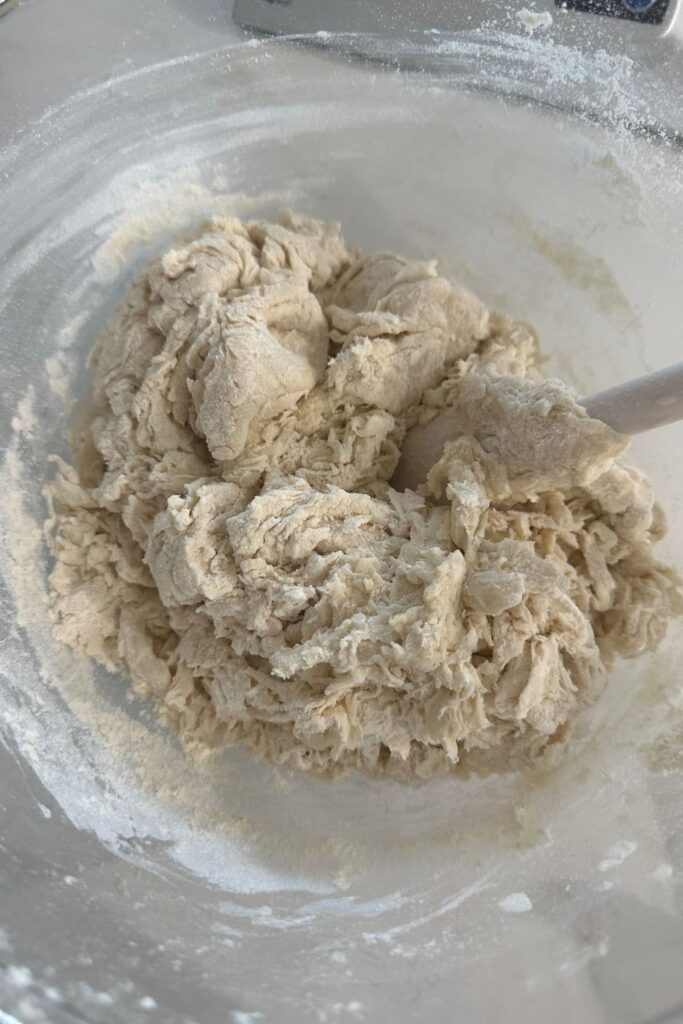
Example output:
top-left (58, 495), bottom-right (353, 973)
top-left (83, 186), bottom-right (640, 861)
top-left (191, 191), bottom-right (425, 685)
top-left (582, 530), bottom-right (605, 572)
top-left (582, 361), bottom-right (683, 435)
top-left (393, 361), bottom-right (683, 491)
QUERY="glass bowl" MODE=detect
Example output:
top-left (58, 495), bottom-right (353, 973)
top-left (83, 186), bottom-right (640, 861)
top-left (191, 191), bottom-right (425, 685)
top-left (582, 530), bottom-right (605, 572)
top-left (1, 29), bottom-right (682, 1024)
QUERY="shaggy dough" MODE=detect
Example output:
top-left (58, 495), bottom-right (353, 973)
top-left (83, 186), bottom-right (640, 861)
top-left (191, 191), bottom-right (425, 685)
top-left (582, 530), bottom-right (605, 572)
top-left (46, 212), bottom-right (681, 778)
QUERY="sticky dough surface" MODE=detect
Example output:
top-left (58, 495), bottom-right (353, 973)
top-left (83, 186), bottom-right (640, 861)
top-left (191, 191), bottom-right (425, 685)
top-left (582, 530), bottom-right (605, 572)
top-left (47, 212), bottom-right (681, 777)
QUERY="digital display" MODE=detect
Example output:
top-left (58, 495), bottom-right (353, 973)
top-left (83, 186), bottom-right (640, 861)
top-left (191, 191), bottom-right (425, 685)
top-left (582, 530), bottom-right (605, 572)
top-left (555, 0), bottom-right (669, 23)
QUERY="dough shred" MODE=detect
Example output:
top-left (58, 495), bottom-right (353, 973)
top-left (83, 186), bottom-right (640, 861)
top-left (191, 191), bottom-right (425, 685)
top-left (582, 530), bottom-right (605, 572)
top-left (45, 211), bottom-right (682, 777)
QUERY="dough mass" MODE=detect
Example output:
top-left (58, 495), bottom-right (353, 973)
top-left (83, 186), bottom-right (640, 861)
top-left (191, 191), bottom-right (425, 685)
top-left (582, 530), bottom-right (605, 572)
top-left (47, 212), bottom-right (681, 777)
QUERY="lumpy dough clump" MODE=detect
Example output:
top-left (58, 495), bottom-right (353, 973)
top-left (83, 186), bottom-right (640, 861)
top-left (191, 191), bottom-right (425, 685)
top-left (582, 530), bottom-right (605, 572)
top-left (46, 212), bottom-right (682, 778)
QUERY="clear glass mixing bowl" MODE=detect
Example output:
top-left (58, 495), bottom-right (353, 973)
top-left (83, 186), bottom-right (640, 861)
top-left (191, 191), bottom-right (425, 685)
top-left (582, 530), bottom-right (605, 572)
top-left (1, 24), bottom-right (682, 1024)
